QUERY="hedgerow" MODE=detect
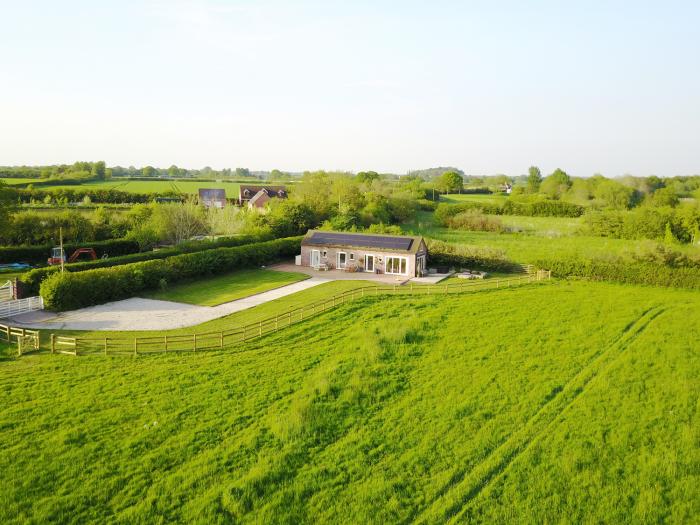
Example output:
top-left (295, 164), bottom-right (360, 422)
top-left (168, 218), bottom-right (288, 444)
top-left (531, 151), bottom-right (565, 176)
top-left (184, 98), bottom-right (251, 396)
top-left (40, 237), bottom-right (302, 311)
top-left (427, 239), bottom-right (519, 272)
top-left (434, 199), bottom-right (584, 225)
top-left (0, 238), bottom-right (140, 265)
top-left (538, 256), bottom-right (700, 289)
top-left (21, 233), bottom-right (272, 294)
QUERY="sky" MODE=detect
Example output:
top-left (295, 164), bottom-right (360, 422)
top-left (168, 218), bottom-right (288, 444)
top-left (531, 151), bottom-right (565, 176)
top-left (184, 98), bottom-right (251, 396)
top-left (1, 0), bottom-right (699, 176)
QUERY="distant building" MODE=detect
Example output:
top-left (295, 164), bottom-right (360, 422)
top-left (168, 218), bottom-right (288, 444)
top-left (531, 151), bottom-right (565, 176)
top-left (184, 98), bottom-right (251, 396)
top-left (198, 188), bottom-right (227, 208)
top-left (502, 183), bottom-right (513, 194)
top-left (239, 185), bottom-right (287, 206)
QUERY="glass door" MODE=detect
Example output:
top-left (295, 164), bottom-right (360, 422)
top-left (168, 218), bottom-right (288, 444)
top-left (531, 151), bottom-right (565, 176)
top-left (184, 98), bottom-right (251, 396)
top-left (365, 254), bottom-right (375, 272)
top-left (311, 250), bottom-right (320, 267)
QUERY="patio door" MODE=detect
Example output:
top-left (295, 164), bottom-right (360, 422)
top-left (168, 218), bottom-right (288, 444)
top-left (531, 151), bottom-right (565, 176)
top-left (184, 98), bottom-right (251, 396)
top-left (365, 254), bottom-right (375, 273)
top-left (311, 249), bottom-right (320, 267)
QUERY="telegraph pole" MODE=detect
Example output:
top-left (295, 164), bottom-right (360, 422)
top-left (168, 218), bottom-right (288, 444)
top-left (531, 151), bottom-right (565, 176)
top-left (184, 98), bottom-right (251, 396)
top-left (59, 227), bottom-right (64, 274)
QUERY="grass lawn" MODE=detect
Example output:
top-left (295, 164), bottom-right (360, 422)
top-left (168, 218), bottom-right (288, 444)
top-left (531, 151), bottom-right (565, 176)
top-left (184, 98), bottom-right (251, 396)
top-left (0, 281), bottom-right (697, 523)
top-left (142, 269), bottom-right (310, 306)
top-left (439, 193), bottom-right (508, 205)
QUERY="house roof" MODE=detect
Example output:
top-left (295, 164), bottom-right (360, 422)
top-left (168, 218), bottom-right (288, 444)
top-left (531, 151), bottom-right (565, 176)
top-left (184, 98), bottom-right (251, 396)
top-left (248, 189), bottom-right (271, 207)
top-left (239, 185), bottom-right (287, 199)
top-left (301, 230), bottom-right (426, 254)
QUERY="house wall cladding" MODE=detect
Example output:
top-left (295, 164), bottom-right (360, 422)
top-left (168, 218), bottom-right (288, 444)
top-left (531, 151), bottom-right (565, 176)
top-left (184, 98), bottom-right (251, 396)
top-left (300, 245), bottom-right (421, 276)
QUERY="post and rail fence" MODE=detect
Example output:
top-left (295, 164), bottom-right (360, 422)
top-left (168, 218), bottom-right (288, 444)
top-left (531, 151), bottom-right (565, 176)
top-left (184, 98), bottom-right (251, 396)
top-left (4, 271), bottom-right (552, 358)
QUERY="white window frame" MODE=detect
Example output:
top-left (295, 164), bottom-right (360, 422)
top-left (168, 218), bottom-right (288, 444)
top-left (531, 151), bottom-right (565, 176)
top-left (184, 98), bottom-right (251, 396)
top-left (337, 251), bottom-right (347, 269)
top-left (349, 253), bottom-right (355, 261)
top-left (364, 254), bottom-right (375, 273)
top-left (385, 256), bottom-right (408, 275)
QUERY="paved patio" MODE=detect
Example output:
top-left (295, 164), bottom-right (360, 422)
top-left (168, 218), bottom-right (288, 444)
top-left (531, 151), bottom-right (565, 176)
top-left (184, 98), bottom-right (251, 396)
top-left (267, 261), bottom-right (412, 284)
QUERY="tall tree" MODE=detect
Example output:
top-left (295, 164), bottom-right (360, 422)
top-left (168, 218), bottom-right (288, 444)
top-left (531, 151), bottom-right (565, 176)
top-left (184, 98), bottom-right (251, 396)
top-left (437, 171), bottom-right (464, 193)
top-left (527, 166), bottom-right (542, 193)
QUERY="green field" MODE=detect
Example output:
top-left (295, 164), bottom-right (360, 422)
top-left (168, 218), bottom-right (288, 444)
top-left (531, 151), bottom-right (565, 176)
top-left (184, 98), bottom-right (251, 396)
top-left (439, 193), bottom-right (508, 205)
top-left (143, 269), bottom-right (309, 306)
top-left (404, 211), bottom-right (700, 264)
top-left (1, 178), bottom-right (271, 197)
top-left (1, 281), bottom-right (697, 523)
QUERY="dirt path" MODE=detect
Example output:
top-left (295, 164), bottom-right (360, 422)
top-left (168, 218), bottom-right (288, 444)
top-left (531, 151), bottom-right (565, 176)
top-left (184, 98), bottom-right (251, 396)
top-left (8, 277), bottom-right (330, 331)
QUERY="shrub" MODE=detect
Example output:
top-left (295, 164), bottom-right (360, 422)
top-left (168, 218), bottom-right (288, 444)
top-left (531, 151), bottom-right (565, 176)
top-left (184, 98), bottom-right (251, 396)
top-left (427, 239), bottom-right (518, 272)
top-left (446, 210), bottom-right (504, 232)
top-left (434, 199), bottom-right (584, 227)
top-left (40, 237), bottom-right (302, 311)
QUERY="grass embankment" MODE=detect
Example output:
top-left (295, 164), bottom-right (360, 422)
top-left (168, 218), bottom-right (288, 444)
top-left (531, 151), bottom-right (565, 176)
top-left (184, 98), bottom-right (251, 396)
top-left (142, 269), bottom-right (309, 306)
top-left (1, 281), bottom-right (697, 523)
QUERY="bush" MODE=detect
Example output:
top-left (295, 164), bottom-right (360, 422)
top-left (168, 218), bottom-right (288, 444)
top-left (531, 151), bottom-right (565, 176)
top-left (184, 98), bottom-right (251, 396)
top-left (0, 238), bottom-right (140, 265)
top-left (427, 240), bottom-right (518, 272)
top-left (446, 210), bottom-right (504, 232)
top-left (21, 233), bottom-right (272, 294)
top-left (40, 237), bottom-right (302, 311)
top-left (434, 199), bottom-right (584, 227)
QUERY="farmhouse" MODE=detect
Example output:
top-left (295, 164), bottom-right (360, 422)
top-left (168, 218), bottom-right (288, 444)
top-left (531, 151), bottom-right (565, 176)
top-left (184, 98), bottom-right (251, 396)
top-left (198, 188), bottom-right (227, 208)
top-left (238, 185), bottom-right (287, 208)
top-left (300, 230), bottom-right (427, 277)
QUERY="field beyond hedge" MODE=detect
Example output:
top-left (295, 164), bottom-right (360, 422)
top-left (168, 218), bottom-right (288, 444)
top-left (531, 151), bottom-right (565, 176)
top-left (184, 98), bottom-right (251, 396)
top-left (1, 281), bottom-right (697, 523)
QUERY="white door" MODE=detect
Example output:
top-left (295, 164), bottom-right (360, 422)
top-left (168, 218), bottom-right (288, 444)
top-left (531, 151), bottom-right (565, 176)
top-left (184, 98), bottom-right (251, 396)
top-left (337, 252), bottom-right (347, 269)
top-left (365, 254), bottom-right (375, 272)
top-left (311, 249), bottom-right (320, 267)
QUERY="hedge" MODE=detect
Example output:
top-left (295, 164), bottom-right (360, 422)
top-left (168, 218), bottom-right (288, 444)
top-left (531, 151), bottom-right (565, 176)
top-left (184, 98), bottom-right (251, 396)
top-left (537, 257), bottom-right (700, 289)
top-left (0, 238), bottom-right (141, 265)
top-left (21, 233), bottom-right (272, 294)
top-left (426, 240), bottom-right (519, 272)
top-left (40, 236), bottom-right (303, 311)
top-left (434, 199), bottom-right (584, 225)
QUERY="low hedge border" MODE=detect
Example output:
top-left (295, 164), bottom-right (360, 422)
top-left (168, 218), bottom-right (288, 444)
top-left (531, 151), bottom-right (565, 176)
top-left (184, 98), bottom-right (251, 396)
top-left (21, 233), bottom-right (272, 295)
top-left (538, 257), bottom-right (700, 289)
top-left (40, 236), bottom-right (303, 311)
top-left (0, 238), bottom-right (140, 265)
top-left (434, 199), bottom-right (584, 224)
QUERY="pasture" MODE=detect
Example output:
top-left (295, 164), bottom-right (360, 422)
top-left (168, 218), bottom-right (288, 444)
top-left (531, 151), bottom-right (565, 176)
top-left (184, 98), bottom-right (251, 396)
top-left (0, 281), bottom-right (697, 523)
top-left (405, 211), bottom-right (700, 264)
top-left (142, 269), bottom-right (309, 306)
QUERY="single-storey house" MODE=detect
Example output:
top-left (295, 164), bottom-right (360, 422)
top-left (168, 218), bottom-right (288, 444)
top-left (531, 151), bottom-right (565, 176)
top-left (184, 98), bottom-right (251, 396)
top-left (238, 185), bottom-right (287, 207)
top-left (300, 230), bottom-right (428, 277)
top-left (198, 188), bottom-right (227, 208)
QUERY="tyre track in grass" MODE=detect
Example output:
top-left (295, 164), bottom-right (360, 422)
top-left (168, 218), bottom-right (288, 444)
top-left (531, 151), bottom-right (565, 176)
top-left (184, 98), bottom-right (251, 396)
top-left (414, 305), bottom-right (667, 524)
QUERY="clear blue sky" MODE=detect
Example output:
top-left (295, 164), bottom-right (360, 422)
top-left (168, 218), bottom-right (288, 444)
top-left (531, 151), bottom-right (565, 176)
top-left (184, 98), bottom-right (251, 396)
top-left (1, 0), bottom-right (698, 176)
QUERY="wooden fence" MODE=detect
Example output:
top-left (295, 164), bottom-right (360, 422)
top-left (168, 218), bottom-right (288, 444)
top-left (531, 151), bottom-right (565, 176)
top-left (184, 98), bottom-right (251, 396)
top-left (0, 322), bottom-right (40, 356)
top-left (45, 271), bottom-right (551, 357)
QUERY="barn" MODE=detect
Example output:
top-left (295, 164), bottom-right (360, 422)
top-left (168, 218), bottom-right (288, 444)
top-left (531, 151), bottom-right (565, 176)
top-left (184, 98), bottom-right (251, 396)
top-left (300, 230), bottom-right (428, 277)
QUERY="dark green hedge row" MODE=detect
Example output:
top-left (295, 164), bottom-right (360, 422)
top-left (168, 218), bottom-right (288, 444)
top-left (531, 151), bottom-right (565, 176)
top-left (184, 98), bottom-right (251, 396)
top-left (40, 237), bottom-right (303, 311)
top-left (0, 238), bottom-right (140, 265)
top-left (21, 233), bottom-right (272, 294)
top-left (434, 199), bottom-right (584, 224)
top-left (537, 257), bottom-right (700, 289)
top-left (11, 187), bottom-right (181, 204)
top-left (427, 240), bottom-right (519, 272)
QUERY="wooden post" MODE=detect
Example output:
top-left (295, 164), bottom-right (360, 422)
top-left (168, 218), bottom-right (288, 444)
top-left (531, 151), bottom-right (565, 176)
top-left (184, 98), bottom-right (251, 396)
top-left (243, 325), bottom-right (247, 342)
top-left (259, 321), bottom-right (262, 337)
top-left (275, 315), bottom-right (279, 330)
top-left (288, 311), bottom-right (292, 326)
top-left (164, 335), bottom-right (168, 352)
top-left (193, 333), bottom-right (197, 352)
top-left (104, 338), bottom-right (108, 356)
top-left (134, 338), bottom-right (138, 357)
top-left (51, 334), bottom-right (56, 354)
top-left (220, 331), bottom-right (224, 348)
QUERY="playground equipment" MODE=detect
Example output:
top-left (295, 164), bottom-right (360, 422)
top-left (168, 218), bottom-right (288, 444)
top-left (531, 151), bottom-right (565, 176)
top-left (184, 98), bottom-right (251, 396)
top-left (47, 247), bottom-right (98, 266)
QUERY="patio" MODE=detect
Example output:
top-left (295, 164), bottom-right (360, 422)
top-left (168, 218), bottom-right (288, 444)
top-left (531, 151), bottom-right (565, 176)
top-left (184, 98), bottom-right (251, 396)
top-left (267, 261), bottom-right (412, 284)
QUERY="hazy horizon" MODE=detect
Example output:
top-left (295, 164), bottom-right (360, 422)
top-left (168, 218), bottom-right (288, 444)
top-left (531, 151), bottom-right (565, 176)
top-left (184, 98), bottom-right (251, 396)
top-left (2, 1), bottom-right (699, 177)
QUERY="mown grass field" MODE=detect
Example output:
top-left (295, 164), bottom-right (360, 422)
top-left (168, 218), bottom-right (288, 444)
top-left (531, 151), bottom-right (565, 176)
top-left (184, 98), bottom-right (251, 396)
top-left (142, 269), bottom-right (309, 306)
top-left (1, 281), bottom-right (697, 523)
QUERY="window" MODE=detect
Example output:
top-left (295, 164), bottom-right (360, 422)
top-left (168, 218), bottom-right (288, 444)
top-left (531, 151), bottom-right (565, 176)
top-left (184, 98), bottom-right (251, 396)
top-left (349, 253), bottom-right (355, 261)
top-left (385, 256), bottom-right (407, 275)
top-left (322, 250), bottom-right (327, 258)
